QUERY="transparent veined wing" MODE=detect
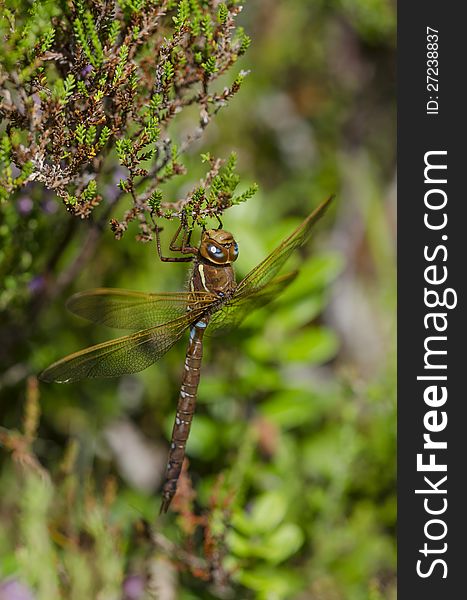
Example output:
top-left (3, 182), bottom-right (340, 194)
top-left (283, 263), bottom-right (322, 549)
top-left (66, 288), bottom-right (217, 330)
top-left (234, 196), bottom-right (333, 300)
top-left (209, 271), bottom-right (298, 334)
top-left (39, 306), bottom-right (209, 383)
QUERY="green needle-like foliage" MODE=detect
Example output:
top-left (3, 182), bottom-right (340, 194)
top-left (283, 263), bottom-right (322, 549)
top-left (0, 0), bottom-right (251, 229)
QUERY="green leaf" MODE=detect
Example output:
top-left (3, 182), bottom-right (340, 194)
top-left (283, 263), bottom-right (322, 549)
top-left (296, 253), bottom-right (345, 294)
top-left (147, 189), bottom-right (163, 211)
top-left (163, 60), bottom-right (175, 82)
top-left (82, 179), bottom-right (97, 201)
top-left (227, 529), bottom-right (253, 558)
top-left (84, 11), bottom-right (104, 65)
top-left (260, 389), bottom-right (321, 429)
top-left (232, 182), bottom-right (258, 205)
top-left (85, 125), bottom-right (96, 146)
top-left (107, 20), bottom-right (121, 46)
top-left (113, 45), bottom-right (129, 85)
top-left (267, 295), bottom-right (325, 332)
top-left (260, 523), bottom-right (305, 563)
top-left (279, 326), bottom-right (339, 364)
top-left (236, 27), bottom-right (251, 54)
top-left (235, 566), bottom-right (303, 598)
top-left (232, 490), bottom-right (287, 535)
top-left (97, 126), bottom-right (111, 149)
top-left (302, 429), bottom-right (352, 479)
top-left (40, 26), bottom-right (55, 53)
top-left (201, 56), bottom-right (217, 75)
top-left (186, 415), bottom-right (219, 459)
top-left (249, 491), bottom-right (288, 533)
top-left (173, 0), bottom-right (190, 29)
top-left (217, 4), bottom-right (228, 24)
top-left (75, 124), bottom-right (86, 145)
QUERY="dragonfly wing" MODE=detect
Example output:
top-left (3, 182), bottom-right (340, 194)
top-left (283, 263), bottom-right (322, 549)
top-left (39, 307), bottom-right (208, 383)
top-left (66, 288), bottom-right (217, 330)
top-left (209, 271), bottom-right (298, 334)
top-left (235, 196), bottom-right (333, 299)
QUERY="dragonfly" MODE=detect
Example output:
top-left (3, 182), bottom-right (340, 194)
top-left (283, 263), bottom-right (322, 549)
top-left (40, 196), bottom-right (333, 512)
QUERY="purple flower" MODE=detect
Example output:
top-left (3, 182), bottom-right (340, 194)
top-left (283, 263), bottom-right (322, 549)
top-left (81, 64), bottom-right (93, 77)
top-left (28, 276), bottom-right (45, 294)
top-left (41, 199), bottom-right (58, 214)
top-left (0, 579), bottom-right (36, 600)
top-left (105, 183), bottom-right (121, 203)
top-left (122, 575), bottom-right (145, 600)
top-left (16, 197), bottom-right (34, 215)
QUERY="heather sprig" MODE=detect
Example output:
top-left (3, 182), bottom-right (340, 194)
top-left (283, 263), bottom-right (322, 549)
top-left (0, 0), bottom-right (252, 236)
top-left (149, 152), bottom-right (258, 230)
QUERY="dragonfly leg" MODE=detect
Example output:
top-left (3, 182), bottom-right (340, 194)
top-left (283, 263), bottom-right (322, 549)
top-left (169, 216), bottom-right (198, 255)
top-left (154, 221), bottom-right (194, 262)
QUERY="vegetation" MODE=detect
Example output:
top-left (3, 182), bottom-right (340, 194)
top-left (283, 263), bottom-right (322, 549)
top-left (0, 0), bottom-right (396, 598)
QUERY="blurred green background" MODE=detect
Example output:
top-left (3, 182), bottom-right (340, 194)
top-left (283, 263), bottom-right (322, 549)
top-left (0, 0), bottom-right (396, 598)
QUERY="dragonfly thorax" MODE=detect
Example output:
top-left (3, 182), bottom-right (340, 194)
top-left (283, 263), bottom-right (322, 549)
top-left (199, 229), bottom-right (239, 265)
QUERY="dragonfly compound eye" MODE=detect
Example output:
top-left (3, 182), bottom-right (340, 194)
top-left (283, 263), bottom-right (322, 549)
top-left (208, 244), bottom-right (223, 257)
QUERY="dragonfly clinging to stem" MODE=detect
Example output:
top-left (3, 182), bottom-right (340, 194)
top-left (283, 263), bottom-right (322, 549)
top-left (40, 195), bottom-right (333, 512)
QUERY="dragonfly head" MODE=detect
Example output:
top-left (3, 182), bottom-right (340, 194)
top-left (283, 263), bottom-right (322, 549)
top-left (200, 229), bottom-right (239, 265)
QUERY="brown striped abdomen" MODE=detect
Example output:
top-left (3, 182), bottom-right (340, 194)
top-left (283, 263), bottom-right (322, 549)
top-left (160, 321), bottom-right (206, 513)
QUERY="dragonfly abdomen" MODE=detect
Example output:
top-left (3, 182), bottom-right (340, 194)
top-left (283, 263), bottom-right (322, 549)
top-left (160, 322), bottom-right (206, 512)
